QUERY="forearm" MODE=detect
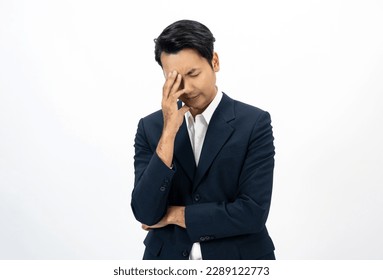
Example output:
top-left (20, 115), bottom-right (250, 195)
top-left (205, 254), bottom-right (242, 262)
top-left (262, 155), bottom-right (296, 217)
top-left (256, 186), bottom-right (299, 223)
top-left (156, 130), bottom-right (177, 168)
top-left (132, 153), bottom-right (176, 225)
top-left (132, 126), bottom-right (180, 225)
top-left (185, 191), bottom-right (272, 242)
top-left (132, 118), bottom-right (177, 225)
top-left (142, 206), bottom-right (186, 230)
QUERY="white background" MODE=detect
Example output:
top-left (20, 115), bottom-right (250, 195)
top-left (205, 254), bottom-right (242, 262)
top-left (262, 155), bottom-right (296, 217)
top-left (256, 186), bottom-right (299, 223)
top-left (1, 0), bottom-right (382, 260)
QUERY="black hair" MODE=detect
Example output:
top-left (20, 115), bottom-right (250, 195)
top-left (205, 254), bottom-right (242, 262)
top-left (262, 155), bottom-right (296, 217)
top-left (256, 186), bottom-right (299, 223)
top-left (154, 19), bottom-right (216, 67)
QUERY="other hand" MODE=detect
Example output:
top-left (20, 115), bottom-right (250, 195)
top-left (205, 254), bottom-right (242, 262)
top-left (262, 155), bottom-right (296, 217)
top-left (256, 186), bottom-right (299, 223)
top-left (141, 206), bottom-right (186, 231)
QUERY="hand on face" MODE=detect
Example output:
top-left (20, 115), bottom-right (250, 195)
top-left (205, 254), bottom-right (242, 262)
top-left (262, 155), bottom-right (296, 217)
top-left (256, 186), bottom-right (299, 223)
top-left (160, 49), bottom-right (219, 118)
top-left (161, 70), bottom-right (190, 136)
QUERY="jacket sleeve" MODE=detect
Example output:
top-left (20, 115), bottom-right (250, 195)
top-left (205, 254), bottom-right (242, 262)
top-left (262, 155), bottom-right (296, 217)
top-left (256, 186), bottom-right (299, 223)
top-left (131, 118), bottom-right (175, 226)
top-left (185, 111), bottom-right (275, 242)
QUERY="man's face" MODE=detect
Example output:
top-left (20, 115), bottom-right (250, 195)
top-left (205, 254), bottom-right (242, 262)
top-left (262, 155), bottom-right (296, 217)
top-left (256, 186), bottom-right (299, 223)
top-left (161, 48), bottom-right (220, 116)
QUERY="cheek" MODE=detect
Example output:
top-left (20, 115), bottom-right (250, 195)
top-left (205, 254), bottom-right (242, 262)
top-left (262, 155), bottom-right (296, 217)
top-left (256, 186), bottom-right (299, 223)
top-left (200, 75), bottom-right (215, 91)
top-left (187, 73), bottom-right (215, 92)
top-left (196, 75), bottom-right (210, 89)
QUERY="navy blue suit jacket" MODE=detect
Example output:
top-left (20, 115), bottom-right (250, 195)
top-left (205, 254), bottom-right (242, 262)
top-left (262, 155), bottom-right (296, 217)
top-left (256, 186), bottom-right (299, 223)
top-left (131, 93), bottom-right (275, 259)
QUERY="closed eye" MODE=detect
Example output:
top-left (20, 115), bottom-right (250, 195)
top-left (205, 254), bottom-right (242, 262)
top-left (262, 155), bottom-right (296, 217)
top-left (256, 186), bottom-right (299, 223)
top-left (186, 68), bottom-right (201, 77)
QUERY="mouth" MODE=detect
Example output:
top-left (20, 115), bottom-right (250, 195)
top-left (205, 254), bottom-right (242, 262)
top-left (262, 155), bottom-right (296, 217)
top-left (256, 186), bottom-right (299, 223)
top-left (185, 94), bottom-right (200, 100)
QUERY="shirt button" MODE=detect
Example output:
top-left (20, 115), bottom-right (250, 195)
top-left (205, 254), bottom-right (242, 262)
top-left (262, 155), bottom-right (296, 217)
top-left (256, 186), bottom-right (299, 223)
top-left (194, 194), bottom-right (200, 202)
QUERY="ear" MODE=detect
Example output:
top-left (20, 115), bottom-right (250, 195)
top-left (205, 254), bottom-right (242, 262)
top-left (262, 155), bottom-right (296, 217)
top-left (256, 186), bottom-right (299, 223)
top-left (212, 52), bottom-right (220, 72)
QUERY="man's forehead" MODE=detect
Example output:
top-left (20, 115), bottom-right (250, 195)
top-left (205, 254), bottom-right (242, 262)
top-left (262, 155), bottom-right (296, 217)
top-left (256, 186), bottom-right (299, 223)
top-left (162, 48), bottom-right (204, 63)
top-left (162, 66), bottom-right (200, 75)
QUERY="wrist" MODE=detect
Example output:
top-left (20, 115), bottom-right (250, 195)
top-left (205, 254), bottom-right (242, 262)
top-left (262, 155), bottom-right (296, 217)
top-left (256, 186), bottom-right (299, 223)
top-left (169, 206), bottom-right (185, 228)
top-left (156, 132), bottom-right (175, 168)
top-left (161, 126), bottom-right (178, 139)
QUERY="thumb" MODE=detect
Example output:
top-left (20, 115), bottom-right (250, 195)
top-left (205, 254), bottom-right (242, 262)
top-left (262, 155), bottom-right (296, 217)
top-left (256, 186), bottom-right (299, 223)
top-left (179, 105), bottom-right (190, 115)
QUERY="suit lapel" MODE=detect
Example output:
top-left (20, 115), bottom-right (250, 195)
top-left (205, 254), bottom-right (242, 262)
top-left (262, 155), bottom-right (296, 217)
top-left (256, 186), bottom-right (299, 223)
top-left (193, 93), bottom-right (235, 189)
top-left (174, 115), bottom-right (196, 182)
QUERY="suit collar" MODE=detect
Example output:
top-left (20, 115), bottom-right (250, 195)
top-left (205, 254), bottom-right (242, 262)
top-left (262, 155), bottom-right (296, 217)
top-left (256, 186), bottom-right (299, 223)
top-left (212, 92), bottom-right (235, 123)
top-left (174, 93), bottom-right (236, 186)
top-left (193, 93), bottom-right (235, 188)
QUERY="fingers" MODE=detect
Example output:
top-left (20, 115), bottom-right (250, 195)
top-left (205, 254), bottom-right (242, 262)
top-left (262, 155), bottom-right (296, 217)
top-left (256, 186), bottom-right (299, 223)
top-left (160, 71), bottom-right (189, 134)
top-left (141, 224), bottom-right (150, 231)
top-left (163, 71), bottom-right (183, 99)
top-left (171, 73), bottom-right (183, 97)
top-left (179, 105), bottom-right (190, 115)
top-left (162, 71), bottom-right (177, 98)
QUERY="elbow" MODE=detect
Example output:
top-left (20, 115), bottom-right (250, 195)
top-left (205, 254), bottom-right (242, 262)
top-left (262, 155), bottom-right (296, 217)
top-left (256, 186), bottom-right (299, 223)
top-left (130, 197), bottom-right (164, 226)
top-left (245, 200), bottom-right (271, 234)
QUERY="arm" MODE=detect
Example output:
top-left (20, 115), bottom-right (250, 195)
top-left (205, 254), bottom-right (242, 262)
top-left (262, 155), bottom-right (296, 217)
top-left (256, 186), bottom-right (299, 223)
top-left (131, 71), bottom-right (189, 226)
top-left (141, 206), bottom-right (186, 230)
top-left (156, 71), bottom-right (189, 168)
top-left (185, 111), bottom-right (275, 241)
top-left (131, 124), bottom-right (176, 226)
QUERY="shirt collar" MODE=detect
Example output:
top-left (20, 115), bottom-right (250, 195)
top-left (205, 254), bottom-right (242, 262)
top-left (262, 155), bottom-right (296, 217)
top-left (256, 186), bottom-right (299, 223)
top-left (185, 88), bottom-right (223, 126)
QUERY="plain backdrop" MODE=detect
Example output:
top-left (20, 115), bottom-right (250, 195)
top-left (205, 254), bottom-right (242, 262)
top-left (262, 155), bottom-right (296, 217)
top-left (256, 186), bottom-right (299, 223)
top-left (1, 0), bottom-right (382, 259)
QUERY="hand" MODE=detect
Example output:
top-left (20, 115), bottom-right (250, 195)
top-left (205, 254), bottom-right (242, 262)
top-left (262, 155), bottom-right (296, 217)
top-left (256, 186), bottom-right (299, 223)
top-left (156, 71), bottom-right (190, 167)
top-left (161, 70), bottom-right (190, 135)
top-left (141, 206), bottom-right (186, 231)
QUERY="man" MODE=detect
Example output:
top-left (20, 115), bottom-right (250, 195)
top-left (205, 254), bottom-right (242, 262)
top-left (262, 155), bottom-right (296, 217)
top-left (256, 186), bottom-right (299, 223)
top-left (131, 19), bottom-right (276, 260)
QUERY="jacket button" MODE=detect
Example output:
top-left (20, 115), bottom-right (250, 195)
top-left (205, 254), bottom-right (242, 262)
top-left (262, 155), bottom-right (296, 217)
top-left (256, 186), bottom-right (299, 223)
top-left (160, 186), bottom-right (166, 191)
top-left (200, 236), bottom-right (205, 242)
top-left (194, 194), bottom-right (200, 202)
top-left (182, 250), bottom-right (189, 257)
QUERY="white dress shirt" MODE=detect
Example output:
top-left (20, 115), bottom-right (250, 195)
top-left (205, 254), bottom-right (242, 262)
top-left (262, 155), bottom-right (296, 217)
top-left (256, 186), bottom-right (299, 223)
top-left (185, 89), bottom-right (223, 260)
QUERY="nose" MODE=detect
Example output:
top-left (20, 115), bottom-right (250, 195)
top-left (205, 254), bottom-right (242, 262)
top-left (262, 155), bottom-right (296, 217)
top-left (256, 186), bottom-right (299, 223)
top-left (180, 77), bottom-right (192, 95)
top-left (179, 78), bottom-right (185, 90)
